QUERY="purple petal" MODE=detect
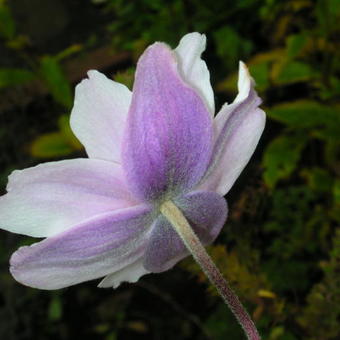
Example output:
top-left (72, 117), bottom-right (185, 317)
top-left (143, 191), bottom-right (227, 272)
top-left (199, 62), bottom-right (265, 195)
top-left (70, 70), bottom-right (132, 162)
top-left (122, 43), bottom-right (213, 201)
top-left (0, 159), bottom-right (138, 237)
top-left (10, 205), bottom-right (153, 290)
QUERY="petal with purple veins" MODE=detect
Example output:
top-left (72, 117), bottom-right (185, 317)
top-left (143, 191), bottom-right (227, 273)
top-left (10, 205), bottom-right (153, 290)
top-left (123, 43), bottom-right (213, 201)
top-left (0, 159), bottom-right (138, 237)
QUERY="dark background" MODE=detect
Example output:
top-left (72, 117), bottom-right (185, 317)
top-left (0, 0), bottom-right (339, 339)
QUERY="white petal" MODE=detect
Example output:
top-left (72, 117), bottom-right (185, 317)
top-left (0, 159), bottom-right (137, 237)
top-left (199, 62), bottom-right (265, 195)
top-left (175, 32), bottom-right (215, 114)
top-left (98, 258), bottom-right (149, 289)
top-left (235, 61), bottom-right (252, 103)
top-left (70, 70), bottom-right (132, 162)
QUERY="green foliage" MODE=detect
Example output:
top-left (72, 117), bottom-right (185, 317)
top-left (298, 229), bottom-right (340, 339)
top-left (0, 1), bottom-right (15, 40)
top-left (48, 293), bottom-right (63, 322)
top-left (267, 101), bottom-right (340, 135)
top-left (114, 67), bottom-right (135, 90)
top-left (263, 134), bottom-right (307, 188)
top-left (30, 115), bottom-right (82, 158)
top-left (39, 56), bottom-right (73, 109)
top-left (0, 68), bottom-right (35, 88)
top-left (30, 132), bottom-right (75, 158)
top-left (285, 33), bottom-right (308, 59)
top-left (213, 26), bottom-right (253, 69)
top-left (204, 303), bottom-right (244, 339)
top-left (274, 61), bottom-right (317, 85)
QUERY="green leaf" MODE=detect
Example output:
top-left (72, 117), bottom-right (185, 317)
top-left (48, 295), bottom-right (62, 321)
top-left (114, 67), bottom-right (135, 90)
top-left (0, 3), bottom-right (15, 40)
top-left (333, 179), bottom-right (340, 205)
top-left (0, 68), bottom-right (35, 88)
top-left (267, 101), bottom-right (340, 133)
top-left (286, 33), bottom-right (308, 59)
top-left (214, 26), bottom-right (253, 69)
top-left (204, 303), bottom-right (243, 339)
top-left (55, 44), bottom-right (82, 61)
top-left (249, 62), bottom-right (270, 91)
top-left (301, 167), bottom-right (333, 193)
top-left (274, 61), bottom-right (317, 85)
top-left (58, 114), bottom-right (82, 150)
top-left (263, 134), bottom-right (307, 188)
top-left (40, 56), bottom-right (73, 108)
top-left (30, 132), bottom-right (74, 158)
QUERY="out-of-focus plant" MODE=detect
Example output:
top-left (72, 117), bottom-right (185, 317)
top-left (298, 227), bottom-right (340, 339)
top-left (0, 1), bottom-right (82, 158)
top-left (181, 0), bottom-right (339, 338)
top-left (105, 0), bottom-right (260, 63)
top-left (30, 46), bottom-right (83, 158)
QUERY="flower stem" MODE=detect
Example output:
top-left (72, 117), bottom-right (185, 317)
top-left (160, 200), bottom-right (261, 340)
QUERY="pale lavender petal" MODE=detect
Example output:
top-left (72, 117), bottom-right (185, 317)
top-left (70, 70), bottom-right (132, 162)
top-left (175, 32), bottom-right (215, 114)
top-left (0, 159), bottom-right (138, 237)
top-left (98, 258), bottom-right (149, 288)
top-left (143, 191), bottom-right (227, 272)
top-left (10, 205), bottom-right (153, 290)
top-left (123, 43), bottom-right (213, 201)
top-left (199, 62), bottom-right (265, 196)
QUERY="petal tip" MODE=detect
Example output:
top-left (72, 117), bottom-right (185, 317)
top-left (87, 69), bottom-right (101, 77)
top-left (183, 31), bottom-right (206, 43)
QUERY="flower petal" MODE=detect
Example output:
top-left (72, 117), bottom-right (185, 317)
top-left (70, 70), bottom-right (132, 162)
top-left (200, 62), bottom-right (265, 195)
top-left (123, 43), bottom-right (213, 201)
top-left (98, 258), bottom-right (149, 288)
top-left (143, 191), bottom-right (227, 272)
top-left (0, 159), bottom-right (137, 237)
top-left (10, 205), bottom-right (153, 290)
top-left (175, 32), bottom-right (215, 114)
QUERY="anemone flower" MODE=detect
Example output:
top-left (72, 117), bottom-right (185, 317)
top-left (0, 33), bottom-right (265, 339)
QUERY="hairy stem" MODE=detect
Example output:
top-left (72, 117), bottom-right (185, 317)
top-left (160, 200), bottom-right (261, 340)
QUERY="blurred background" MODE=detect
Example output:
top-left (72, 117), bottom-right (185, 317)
top-left (0, 0), bottom-right (339, 339)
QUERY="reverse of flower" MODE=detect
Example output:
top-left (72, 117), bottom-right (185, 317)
top-left (0, 33), bottom-right (265, 340)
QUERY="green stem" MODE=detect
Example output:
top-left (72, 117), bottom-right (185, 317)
top-left (160, 200), bottom-right (261, 340)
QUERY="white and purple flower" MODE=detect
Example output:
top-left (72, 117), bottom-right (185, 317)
top-left (0, 33), bottom-right (265, 290)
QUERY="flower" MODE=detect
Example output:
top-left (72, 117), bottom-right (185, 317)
top-left (0, 33), bottom-right (265, 290)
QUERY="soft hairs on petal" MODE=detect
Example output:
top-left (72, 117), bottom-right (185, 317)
top-left (175, 32), bottom-right (215, 115)
top-left (123, 43), bottom-right (213, 201)
top-left (143, 191), bottom-right (228, 272)
top-left (199, 62), bottom-right (265, 195)
top-left (10, 205), bottom-right (153, 290)
top-left (70, 70), bottom-right (132, 163)
top-left (0, 159), bottom-right (137, 237)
